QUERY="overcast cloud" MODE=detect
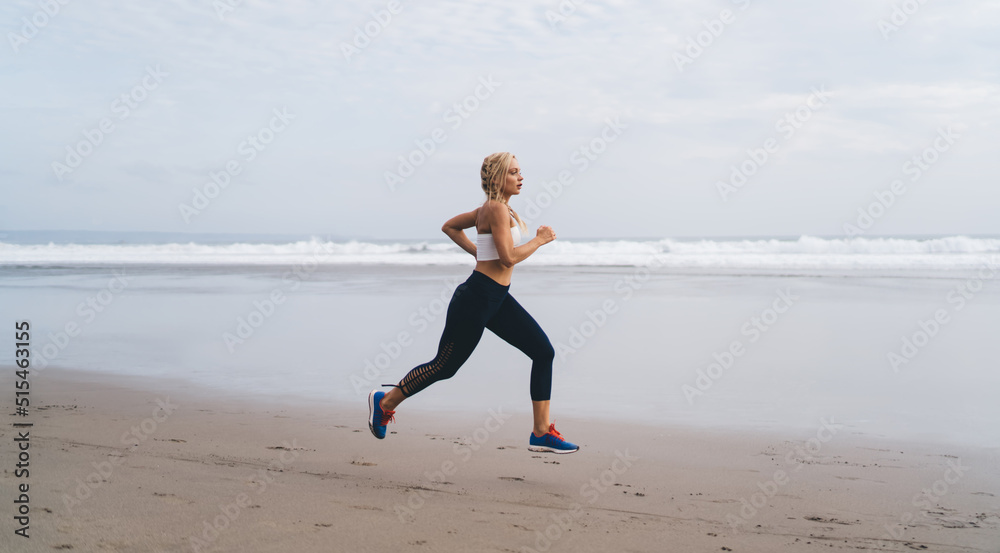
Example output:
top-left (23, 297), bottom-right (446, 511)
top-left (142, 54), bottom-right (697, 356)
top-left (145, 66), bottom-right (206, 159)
top-left (1, 0), bottom-right (998, 239)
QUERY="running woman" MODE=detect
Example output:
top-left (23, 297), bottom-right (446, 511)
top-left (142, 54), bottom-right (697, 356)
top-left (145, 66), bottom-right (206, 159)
top-left (368, 152), bottom-right (578, 454)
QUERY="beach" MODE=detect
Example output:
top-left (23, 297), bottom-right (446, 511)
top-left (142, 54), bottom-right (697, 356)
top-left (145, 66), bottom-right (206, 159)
top-left (7, 0), bottom-right (999, 548)
top-left (0, 366), bottom-right (996, 552)
top-left (1, 237), bottom-right (999, 551)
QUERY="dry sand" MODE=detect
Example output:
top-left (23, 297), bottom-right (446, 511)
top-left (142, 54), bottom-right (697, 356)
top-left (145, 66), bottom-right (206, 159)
top-left (1, 367), bottom-right (997, 552)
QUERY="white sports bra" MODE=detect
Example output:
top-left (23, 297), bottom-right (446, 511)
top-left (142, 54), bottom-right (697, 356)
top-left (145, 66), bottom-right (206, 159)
top-left (476, 212), bottom-right (521, 261)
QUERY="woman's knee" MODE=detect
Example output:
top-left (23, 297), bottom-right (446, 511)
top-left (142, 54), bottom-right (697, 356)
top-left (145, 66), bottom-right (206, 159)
top-left (533, 337), bottom-right (555, 363)
top-left (435, 365), bottom-right (460, 381)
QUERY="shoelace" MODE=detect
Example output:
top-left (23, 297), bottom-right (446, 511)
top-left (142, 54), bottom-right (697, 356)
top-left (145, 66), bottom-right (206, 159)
top-left (548, 423), bottom-right (563, 440)
top-left (380, 410), bottom-right (396, 426)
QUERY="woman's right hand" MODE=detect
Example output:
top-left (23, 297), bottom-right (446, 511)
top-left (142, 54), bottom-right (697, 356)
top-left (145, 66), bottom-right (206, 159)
top-left (536, 225), bottom-right (556, 244)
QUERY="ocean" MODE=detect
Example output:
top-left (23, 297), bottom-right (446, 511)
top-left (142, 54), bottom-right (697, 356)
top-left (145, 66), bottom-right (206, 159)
top-left (2, 230), bottom-right (999, 274)
top-left (2, 231), bottom-right (998, 448)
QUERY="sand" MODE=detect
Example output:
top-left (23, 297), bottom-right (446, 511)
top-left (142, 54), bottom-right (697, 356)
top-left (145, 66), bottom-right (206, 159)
top-left (1, 366), bottom-right (997, 553)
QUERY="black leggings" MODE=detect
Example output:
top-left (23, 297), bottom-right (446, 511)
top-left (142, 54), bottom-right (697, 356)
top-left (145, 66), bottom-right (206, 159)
top-left (396, 270), bottom-right (554, 401)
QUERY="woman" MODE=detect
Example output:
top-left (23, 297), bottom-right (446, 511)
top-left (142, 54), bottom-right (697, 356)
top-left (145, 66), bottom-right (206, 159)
top-left (368, 152), bottom-right (578, 454)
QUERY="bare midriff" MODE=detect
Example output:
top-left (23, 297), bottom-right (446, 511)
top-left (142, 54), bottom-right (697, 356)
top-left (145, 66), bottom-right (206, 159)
top-left (474, 258), bottom-right (514, 286)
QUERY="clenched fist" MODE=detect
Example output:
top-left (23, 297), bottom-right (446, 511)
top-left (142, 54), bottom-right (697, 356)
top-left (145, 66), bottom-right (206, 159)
top-left (536, 225), bottom-right (556, 244)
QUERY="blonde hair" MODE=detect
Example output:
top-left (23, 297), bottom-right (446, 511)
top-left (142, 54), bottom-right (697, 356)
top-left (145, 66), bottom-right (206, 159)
top-left (480, 152), bottom-right (527, 234)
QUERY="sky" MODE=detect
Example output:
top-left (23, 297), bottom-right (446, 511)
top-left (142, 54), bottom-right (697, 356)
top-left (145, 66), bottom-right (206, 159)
top-left (1, 0), bottom-right (998, 240)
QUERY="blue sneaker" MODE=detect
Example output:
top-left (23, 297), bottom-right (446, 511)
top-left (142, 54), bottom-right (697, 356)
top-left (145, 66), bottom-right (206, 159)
top-left (528, 423), bottom-right (579, 454)
top-left (368, 389), bottom-right (395, 439)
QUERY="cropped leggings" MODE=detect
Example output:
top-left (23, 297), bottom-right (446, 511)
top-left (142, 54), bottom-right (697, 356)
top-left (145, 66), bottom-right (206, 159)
top-left (396, 270), bottom-right (555, 401)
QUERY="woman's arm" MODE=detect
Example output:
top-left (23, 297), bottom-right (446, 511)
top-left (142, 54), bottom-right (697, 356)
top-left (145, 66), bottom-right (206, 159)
top-left (441, 208), bottom-right (479, 257)
top-left (483, 201), bottom-right (555, 268)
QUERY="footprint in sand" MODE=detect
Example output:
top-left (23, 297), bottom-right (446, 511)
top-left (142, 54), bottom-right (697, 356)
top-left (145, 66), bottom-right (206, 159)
top-left (153, 492), bottom-right (192, 505)
top-left (804, 515), bottom-right (856, 525)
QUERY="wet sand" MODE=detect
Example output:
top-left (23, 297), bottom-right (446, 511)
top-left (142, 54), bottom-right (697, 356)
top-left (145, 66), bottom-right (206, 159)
top-left (1, 366), bottom-right (997, 552)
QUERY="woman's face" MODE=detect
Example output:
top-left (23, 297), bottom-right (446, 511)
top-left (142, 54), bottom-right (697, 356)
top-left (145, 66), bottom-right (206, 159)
top-left (502, 157), bottom-right (523, 197)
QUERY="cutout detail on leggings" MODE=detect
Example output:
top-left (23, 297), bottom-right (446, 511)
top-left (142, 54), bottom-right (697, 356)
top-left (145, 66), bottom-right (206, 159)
top-left (399, 341), bottom-right (455, 396)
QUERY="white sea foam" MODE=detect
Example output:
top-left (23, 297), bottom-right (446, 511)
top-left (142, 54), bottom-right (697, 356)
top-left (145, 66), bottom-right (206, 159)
top-left (1, 235), bottom-right (998, 273)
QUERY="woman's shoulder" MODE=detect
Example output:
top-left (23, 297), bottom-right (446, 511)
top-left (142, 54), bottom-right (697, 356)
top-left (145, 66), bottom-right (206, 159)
top-left (480, 199), bottom-right (509, 215)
